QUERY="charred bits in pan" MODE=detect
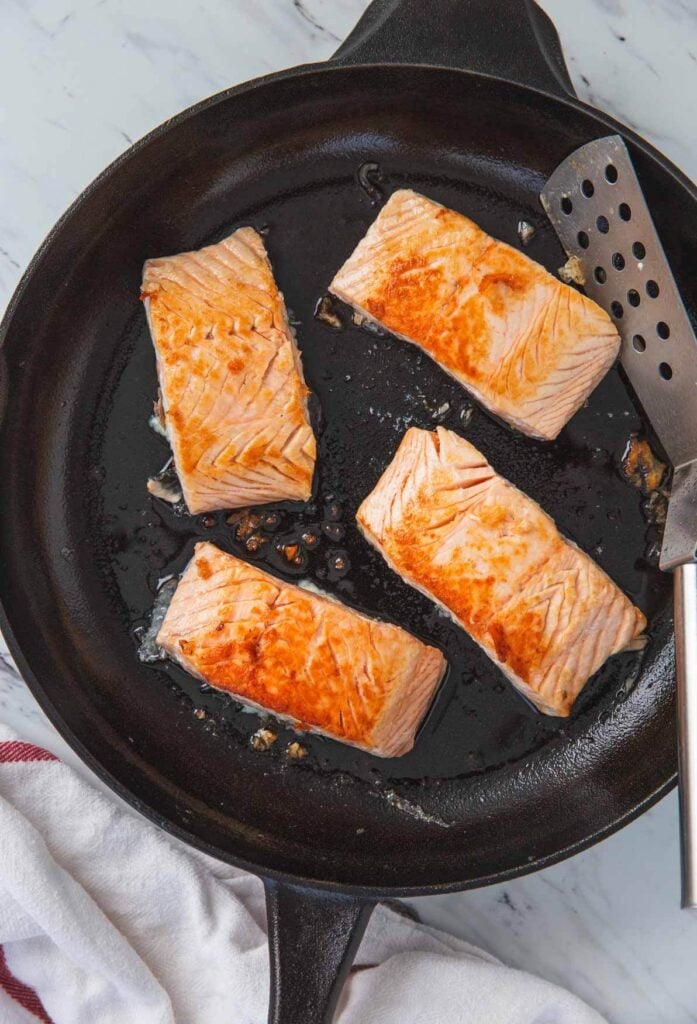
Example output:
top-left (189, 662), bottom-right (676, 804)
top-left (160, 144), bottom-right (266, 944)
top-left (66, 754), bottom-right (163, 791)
top-left (619, 434), bottom-right (669, 566)
top-left (620, 434), bottom-right (666, 496)
top-left (224, 494), bottom-right (351, 586)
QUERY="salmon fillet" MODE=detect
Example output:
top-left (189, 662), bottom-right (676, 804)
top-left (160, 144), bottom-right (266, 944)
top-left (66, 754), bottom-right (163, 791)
top-left (157, 542), bottom-right (446, 756)
top-left (357, 427), bottom-right (645, 716)
top-left (141, 228), bottom-right (316, 514)
top-left (330, 190), bottom-right (619, 441)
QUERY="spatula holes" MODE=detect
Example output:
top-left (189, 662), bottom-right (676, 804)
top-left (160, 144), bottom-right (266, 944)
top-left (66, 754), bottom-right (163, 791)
top-left (561, 196), bottom-right (573, 214)
top-left (612, 252), bottom-right (625, 270)
top-left (596, 215), bottom-right (610, 234)
top-left (581, 179), bottom-right (595, 197)
top-left (646, 280), bottom-right (660, 298)
top-left (605, 164), bottom-right (618, 183)
top-left (632, 241), bottom-right (646, 260)
top-left (577, 230), bottom-right (590, 249)
top-left (659, 362), bottom-right (673, 380)
top-left (594, 266), bottom-right (607, 284)
top-left (657, 321), bottom-right (670, 339)
top-left (627, 289), bottom-right (640, 307)
top-left (611, 300), bottom-right (624, 319)
top-left (632, 334), bottom-right (646, 352)
top-left (619, 203), bottom-right (632, 221)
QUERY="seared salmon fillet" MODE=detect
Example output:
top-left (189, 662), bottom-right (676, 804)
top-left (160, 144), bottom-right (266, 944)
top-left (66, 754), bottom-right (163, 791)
top-left (142, 229), bottom-right (316, 514)
top-left (357, 427), bottom-right (645, 716)
top-left (157, 542), bottom-right (446, 756)
top-left (330, 190), bottom-right (619, 441)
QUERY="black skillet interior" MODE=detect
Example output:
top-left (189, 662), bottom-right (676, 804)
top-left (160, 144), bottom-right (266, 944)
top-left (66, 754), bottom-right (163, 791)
top-left (0, 59), bottom-right (686, 891)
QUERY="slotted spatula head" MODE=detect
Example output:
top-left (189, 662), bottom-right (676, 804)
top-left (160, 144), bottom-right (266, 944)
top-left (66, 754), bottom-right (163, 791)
top-left (541, 135), bottom-right (697, 571)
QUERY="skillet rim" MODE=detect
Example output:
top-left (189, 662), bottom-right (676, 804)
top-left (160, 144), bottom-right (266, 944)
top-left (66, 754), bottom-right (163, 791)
top-left (0, 60), bottom-right (685, 895)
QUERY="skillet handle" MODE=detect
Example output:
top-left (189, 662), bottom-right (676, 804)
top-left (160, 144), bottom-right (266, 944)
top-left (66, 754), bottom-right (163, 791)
top-left (674, 563), bottom-right (697, 909)
top-left (332, 0), bottom-right (575, 100)
top-left (264, 879), bottom-right (374, 1024)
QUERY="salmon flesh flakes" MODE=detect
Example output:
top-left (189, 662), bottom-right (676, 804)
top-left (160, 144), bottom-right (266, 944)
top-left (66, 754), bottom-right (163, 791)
top-left (357, 427), bottom-right (646, 717)
top-left (141, 227), bottom-right (316, 514)
top-left (330, 189), bottom-right (620, 441)
top-left (157, 542), bottom-right (446, 757)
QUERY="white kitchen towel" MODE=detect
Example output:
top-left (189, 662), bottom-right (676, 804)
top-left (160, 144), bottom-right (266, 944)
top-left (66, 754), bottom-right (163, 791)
top-left (0, 724), bottom-right (606, 1024)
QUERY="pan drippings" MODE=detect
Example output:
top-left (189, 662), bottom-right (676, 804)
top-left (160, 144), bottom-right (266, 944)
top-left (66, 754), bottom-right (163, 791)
top-left (97, 173), bottom-right (670, 788)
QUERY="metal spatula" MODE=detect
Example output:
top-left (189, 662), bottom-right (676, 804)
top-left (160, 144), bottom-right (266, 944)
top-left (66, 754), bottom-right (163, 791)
top-left (541, 135), bottom-right (697, 908)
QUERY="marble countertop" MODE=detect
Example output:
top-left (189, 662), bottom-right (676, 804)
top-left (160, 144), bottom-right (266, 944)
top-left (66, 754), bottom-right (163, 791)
top-left (1, 1), bottom-right (697, 1021)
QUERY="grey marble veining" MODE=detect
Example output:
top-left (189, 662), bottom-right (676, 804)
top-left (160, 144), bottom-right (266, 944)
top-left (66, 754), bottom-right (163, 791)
top-left (1, 2), bottom-right (697, 1021)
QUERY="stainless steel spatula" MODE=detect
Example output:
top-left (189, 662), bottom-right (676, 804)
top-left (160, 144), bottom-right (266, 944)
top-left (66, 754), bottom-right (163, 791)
top-left (541, 135), bottom-right (697, 908)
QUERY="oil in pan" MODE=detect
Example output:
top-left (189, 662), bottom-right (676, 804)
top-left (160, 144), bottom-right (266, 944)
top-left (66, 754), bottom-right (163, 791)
top-left (97, 166), bottom-right (669, 791)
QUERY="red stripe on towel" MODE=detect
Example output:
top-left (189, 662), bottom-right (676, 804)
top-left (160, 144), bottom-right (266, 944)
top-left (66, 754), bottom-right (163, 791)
top-left (0, 946), bottom-right (54, 1023)
top-left (0, 742), bottom-right (58, 764)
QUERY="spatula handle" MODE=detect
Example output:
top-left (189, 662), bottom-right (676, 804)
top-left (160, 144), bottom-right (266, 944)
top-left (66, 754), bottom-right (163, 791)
top-left (674, 562), bottom-right (697, 908)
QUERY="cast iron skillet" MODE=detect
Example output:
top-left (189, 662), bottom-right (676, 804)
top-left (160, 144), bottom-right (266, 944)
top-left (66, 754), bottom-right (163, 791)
top-left (0, 1), bottom-right (689, 1020)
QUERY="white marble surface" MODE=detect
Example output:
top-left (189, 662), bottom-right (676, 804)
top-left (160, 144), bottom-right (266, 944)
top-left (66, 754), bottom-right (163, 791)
top-left (1, 1), bottom-right (697, 1021)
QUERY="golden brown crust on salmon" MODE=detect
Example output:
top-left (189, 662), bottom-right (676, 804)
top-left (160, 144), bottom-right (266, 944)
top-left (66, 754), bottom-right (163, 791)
top-left (157, 542), bottom-right (446, 756)
top-left (142, 228), bottom-right (316, 514)
top-left (357, 427), bottom-right (646, 716)
top-left (330, 190), bottom-right (620, 441)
